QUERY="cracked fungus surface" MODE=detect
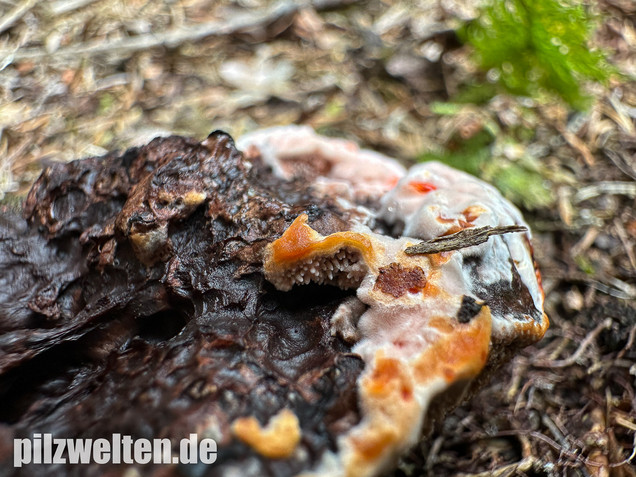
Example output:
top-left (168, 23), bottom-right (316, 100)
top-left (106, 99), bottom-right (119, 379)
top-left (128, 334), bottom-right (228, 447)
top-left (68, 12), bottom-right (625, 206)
top-left (0, 125), bottom-right (547, 477)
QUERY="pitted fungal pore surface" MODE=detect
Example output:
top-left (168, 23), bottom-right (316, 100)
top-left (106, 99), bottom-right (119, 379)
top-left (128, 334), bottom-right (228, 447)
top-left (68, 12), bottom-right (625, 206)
top-left (241, 125), bottom-right (548, 477)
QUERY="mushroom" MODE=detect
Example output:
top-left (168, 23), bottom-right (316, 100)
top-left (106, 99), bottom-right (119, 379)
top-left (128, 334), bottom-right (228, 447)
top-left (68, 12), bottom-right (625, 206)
top-left (1, 126), bottom-right (547, 477)
top-left (238, 125), bottom-right (405, 203)
top-left (242, 125), bottom-right (549, 477)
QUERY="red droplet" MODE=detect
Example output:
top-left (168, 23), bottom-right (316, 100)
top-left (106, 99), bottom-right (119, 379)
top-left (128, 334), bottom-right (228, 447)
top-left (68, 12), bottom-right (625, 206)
top-left (409, 181), bottom-right (437, 194)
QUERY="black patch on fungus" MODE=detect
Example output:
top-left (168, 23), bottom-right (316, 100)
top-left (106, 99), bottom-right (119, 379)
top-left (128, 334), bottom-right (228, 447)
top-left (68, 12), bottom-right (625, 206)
top-left (457, 295), bottom-right (484, 324)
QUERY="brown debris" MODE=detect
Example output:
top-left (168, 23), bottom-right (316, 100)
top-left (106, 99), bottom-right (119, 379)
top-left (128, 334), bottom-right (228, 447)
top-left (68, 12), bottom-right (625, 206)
top-left (373, 263), bottom-right (427, 298)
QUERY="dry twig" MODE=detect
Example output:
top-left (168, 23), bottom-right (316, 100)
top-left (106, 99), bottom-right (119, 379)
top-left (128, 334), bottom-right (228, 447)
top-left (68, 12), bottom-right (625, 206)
top-left (0, 1), bottom-right (302, 63)
top-left (0, 0), bottom-right (357, 64)
top-left (532, 318), bottom-right (613, 368)
top-left (456, 456), bottom-right (535, 477)
top-left (404, 225), bottom-right (528, 255)
top-left (0, 0), bottom-right (39, 35)
top-left (47, 0), bottom-right (98, 15)
top-left (574, 181), bottom-right (636, 203)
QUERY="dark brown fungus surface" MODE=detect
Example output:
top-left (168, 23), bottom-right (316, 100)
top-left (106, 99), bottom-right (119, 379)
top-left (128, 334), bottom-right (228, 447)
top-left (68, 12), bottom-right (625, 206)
top-left (0, 132), bottom-right (365, 477)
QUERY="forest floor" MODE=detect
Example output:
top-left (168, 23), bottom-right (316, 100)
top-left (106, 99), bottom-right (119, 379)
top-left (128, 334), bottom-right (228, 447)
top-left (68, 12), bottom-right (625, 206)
top-left (1, 1), bottom-right (635, 476)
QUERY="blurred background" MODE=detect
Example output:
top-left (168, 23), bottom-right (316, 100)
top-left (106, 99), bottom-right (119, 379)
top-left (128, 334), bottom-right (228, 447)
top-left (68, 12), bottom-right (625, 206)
top-left (1, 0), bottom-right (635, 475)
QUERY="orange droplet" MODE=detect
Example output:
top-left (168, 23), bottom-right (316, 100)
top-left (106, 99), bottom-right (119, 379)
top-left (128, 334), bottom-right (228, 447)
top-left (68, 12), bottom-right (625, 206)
top-left (409, 181), bottom-right (437, 194)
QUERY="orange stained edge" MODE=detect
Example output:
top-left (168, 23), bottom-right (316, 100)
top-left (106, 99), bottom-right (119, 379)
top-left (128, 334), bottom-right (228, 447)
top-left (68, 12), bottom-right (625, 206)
top-left (435, 205), bottom-right (487, 236)
top-left (267, 214), bottom-right (375, 265)
top-left (413, 306), bottom-right (492, 384)
top-left (363, 355), bottom-right (414, 402)
top-left (418, 264), bottom-right (452, 300)
top-left (231, 408), bottom-right (301, 459)
top-left (462, 205), bottom-right (487, 222)
top-left (349, 426), bottom-right (399, 464)
top-left (347, 352), bottom-right (420, 473)
top-left (511, 312), bottom-right (550, 343)
top-left (346, 308), bottom-right (492, 473)
top-left (521, 235), bottom-right (550, 341)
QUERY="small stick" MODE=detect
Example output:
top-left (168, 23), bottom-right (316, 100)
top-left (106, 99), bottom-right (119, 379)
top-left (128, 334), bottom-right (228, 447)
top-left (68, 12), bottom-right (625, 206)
top-left (404, 225), bottom-right (528, 255)
top-left (532, 318), bottom-right (613, 368)
top-left (0, 0), bottom-right (40, 35)
top-left (0, 2), bottom-right (300, 61)
top-left (0, 0), bottom-right (357, 63)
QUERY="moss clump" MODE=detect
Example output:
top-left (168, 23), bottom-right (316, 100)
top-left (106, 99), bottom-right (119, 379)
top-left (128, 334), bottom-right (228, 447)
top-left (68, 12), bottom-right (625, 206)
top-left (418, 129), bottom-right (553, 210)
top-left (460, 0), bottom-right (614, 110)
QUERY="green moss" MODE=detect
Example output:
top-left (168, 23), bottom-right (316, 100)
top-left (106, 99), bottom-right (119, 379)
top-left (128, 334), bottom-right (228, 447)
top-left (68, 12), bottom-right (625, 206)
top-left (418, 129), bottom-right (493, 178)
top-left (483, 159), bottom-right (553, 209)
top-left (574, 254), bottom-right (596, 275)
top-left (429, 102), bottom-right (465, 116)
top-left (98, 93), bottom-right (115, 114)
top-left (0, 192), bottom-right (25, 210)
top-left (459, 0), bottom-right (615, 110)
top-left (418, 129), bottom-right (553, 209)
top-left (452, 83), bottom-right (499, 105)
top-left (324, 97), bottom-right (346, 119)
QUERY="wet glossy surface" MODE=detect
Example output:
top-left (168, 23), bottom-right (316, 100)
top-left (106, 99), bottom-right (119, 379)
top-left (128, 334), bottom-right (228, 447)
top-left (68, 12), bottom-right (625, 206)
top-left (0, 132), bottom-right (364, 476)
